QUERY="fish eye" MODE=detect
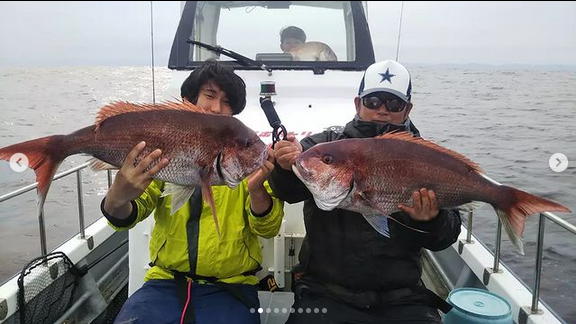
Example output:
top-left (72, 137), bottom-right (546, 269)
top-left (244, 138), bottom-right (251, 148)
top-left (321, 154), bottom-right (333, 164)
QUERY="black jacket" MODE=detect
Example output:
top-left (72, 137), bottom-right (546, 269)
top-left (269, 116), bottom-right (461, 304)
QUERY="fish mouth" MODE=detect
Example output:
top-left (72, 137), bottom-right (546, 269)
top-left (292, 162), bottom-right (308, 183)
top-left (292, 159), bottom-right (311, 180)
top-left (292, 164), bottom-right (303, 181)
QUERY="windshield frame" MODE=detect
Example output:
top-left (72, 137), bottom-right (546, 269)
top-left (168, 1), bottom-right (375, 71)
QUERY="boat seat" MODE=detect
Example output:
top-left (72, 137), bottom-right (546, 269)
top-left (258, 291), bottom-right (294, 324)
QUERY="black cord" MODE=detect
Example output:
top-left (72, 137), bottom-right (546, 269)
top-left (272, 124), bottom-right (287, 148)
top-left (260, 97), bottom-right (287, 148)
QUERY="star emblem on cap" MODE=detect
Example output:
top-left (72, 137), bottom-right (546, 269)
top-left (379, 68), bottom-right (395, 83)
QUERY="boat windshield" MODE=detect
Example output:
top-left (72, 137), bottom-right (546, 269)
top-left (169, 1), bottom-right (375, 71)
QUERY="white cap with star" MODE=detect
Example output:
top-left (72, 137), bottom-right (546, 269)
top-left (358, 60), bottom-right (412, 102)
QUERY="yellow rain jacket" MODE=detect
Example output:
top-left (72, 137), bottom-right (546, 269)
top-left (109, 179), bottom-right (284, 285)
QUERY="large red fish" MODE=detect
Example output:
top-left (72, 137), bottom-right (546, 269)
top-left (292, 131), bottom-right (571, 254)
top-left (0, 101), bottom-right (268, 236)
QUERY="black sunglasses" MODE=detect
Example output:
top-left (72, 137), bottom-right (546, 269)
top-left (362, 96), bottom-right (407, 112)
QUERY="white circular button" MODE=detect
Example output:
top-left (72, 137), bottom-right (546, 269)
top-left (9, 153), bottom-right (29, 173)
top-left (549, 153), bottom-right (568, 172)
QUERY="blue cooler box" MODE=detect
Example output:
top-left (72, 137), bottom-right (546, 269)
top-left (443, 288), bottom-right (513, 324)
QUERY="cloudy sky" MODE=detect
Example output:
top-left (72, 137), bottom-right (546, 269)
top-left (0, 1), bottom-right (574, 67)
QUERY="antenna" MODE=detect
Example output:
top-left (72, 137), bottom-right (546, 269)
top-left (395, 1), bottom-right (404, 62)
top-left (150, 1), bottom-right (156, 104)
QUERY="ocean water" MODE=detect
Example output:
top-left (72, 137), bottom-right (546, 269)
top-left (0, 66), bottom-right (173, 279)
top-left (0, 66), bottom-right (575, 322)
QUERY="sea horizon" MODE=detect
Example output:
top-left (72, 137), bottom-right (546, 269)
top-left (2, 62), bottom-right (576, 72)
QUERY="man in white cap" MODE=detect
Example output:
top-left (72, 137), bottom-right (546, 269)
top-left (269, 60), bottom-right (461, 323)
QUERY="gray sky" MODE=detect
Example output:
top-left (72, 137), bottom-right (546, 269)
top-left (369, 1), bottom-right (576, 66)
top-left (0, 1), bottom-right (574, 67)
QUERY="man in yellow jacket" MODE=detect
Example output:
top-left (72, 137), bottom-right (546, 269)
top-left (102, 60), bottom-right (284, 323)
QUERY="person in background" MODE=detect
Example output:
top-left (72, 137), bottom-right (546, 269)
top-left (269, 60), bottom-right (461, 324)
top-left (280, 26), bottom-right (306, 52)
top-left (104, 60), bottom-right (284, 324)
top-left (279, 25), bottom-right (337, 61)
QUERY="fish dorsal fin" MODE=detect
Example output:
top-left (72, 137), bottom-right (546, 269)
top-left (94, 100), bottom-right (205, 131)
top-left (375, 131), bottom-right (484, 173)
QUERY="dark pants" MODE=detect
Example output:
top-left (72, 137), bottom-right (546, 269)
top-left (286, 289), bottom-right (442, 324)
top-left (114, 279), bottom-right (260, 324)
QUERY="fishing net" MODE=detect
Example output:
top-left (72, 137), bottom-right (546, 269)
top-left (16, 251), bottom-right (85, 324)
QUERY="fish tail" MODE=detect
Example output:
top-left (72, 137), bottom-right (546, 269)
top-left (0, 135), bottom-right (67, 212)
top-left (493, 186), bottom-right (571, 255)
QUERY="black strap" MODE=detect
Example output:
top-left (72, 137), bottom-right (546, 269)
top-left (186, 187), bottom-right (203, 276)
top-left (174, 272), bottom-right (195, 324)
top-left (175, 186), bottom-right (261, 318)
top-left (173, 270), bottom-right (260, 311)
top-left (214, 282), bottom-right (258, 309)
top-left (410, 285), bottom-right (453, 314)
top-left (173, 188), bottom-right (203, 324)
top-left (302, 279), bottom-right (452, 314)
top-left (184, 185), bottom-right (263, 283)
top-left (175, 266), bottom-right (261, 284)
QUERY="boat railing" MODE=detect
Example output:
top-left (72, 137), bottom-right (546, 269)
top-left (0, 162), bottom-right (113, 256)
top-left (462, 174), bottom-right (576, 318)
